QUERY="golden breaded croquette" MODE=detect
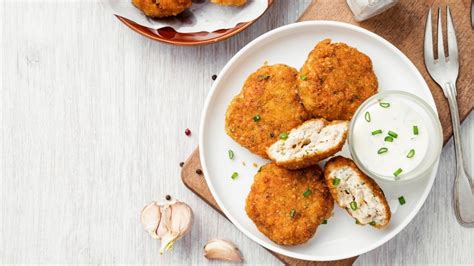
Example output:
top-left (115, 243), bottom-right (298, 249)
top-left (324, 156), bottom-right (391, 228)
top-left (225, 64), bottom-right (309, 158)
top-left (245, 163), bottom-right (333, 245)
top-left (298, 39), bottom-right (378, 121)
top-left (210, 0), bottom-right (247, 6)
top-left (132, 0), bottom-right (192, 18)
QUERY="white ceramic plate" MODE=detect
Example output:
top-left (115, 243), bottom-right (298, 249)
top-left (199, 21), bottom-right (439, 261)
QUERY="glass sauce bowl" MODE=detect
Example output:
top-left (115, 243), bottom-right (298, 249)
top-left (348, 90), bottom-right (443, 183)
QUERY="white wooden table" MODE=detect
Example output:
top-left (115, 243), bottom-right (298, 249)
top-left (1, 1), bottom-right (472, 264)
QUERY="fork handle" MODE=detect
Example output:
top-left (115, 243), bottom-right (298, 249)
top-left (445, 82), bottom-right (468, 176)
top-left (444, 82), bottom-right (474, 227)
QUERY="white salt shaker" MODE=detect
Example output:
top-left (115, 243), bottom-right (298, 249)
top-left (346, 0), bottom-right (399, 21)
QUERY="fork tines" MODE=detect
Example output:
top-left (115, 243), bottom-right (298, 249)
top-left (423, 5), bottom-right (459, 89)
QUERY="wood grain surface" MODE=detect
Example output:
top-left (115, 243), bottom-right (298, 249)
top-left (1, 1), bottom-right (473, 265)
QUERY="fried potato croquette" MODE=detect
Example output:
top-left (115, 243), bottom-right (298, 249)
top-left (298, 39), bottom-right (378, 120)
top-left (132, 0), bottom-right (192, 18)
top-left (245, 163), bottom-right (333, 245)
top-left (210, 0), bottom-right (247, 6)
top-left (267, 119), bottom-right (349, 169)
top-left (324, 156), bottom-right (391, 228)
top-left (225, 64), bottom-right (309, 158)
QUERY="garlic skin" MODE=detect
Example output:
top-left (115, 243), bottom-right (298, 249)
top-left (140, 202), bottom-right (161, 239)
top-left (204, 239), bottom-right (243, 262)
top-left (140, 200), bottom-right (194, 254)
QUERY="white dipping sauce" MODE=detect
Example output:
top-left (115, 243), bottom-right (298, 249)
top-left (352, 95), bottom-right (428, 179)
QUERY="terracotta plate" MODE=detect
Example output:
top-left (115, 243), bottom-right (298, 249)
top-left (116, 0), bottom-right (273, 46)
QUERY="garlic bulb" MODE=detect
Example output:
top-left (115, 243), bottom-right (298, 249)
top-left (140, 199), bottom-right (193, 254)
top-left (204, 239), bottom-right (243, 262)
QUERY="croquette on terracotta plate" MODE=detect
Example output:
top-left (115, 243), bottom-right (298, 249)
top-left (210, 0), bottom-right (247, 6)
top-left (132, 0), bottom-right (192, 18)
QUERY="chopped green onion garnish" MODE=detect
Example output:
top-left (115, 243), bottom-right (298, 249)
top-left (398, 196), bottom-right (406, 205)
top-left (228, 150), bottom-right (234, 159)
top-left (407, 149), bottom-right (415, 158)
top-left (364, 111), bottom-right (371, 122)
top-left (393, 168), bottom-right (403, 177)
top-left (300, 75), bottom-right (307, 81)
top-left (231, 172), bottom-right (239, 180)
top-left (290, 209), bottom-right (296, 218)
top-left (377, 147), bottom-right (388, 154)
top-left (379, 102), bottom-right (390, 108)
top-left (257, 166), bottom-right (262, 172)
top-left (413, 125), bottom-right (419, 135)
top-left (350, 201), bottom-right (358, 210)
top-left (388, 131), bottom-right (398, 138)
top-left (355, 220), bottom-right (361, 224)
top-left (369, 221), bottom-right (376, 226)
top-left (321, 219), bottom-right (327, 224)
top-left (371, 129), bottom-right (383, 135)
top-left (303, 188), bottom-right (312, 197)
top-left (257, 74), bottom-right (270, 81)
top-left (332, 177), bottom-right (341, 186)
top-left (384, 136), bottom-right (394, 142)
top-left (253, 114), bottom-right (261, 122)
top-left (279, 132), bottom-right (288, 140)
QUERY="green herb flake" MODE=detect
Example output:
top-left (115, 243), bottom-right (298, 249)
top-left (407, 149), bottom-right (415, 158)
top-left (231, 172), bottom-right (239, 180)
top-left (350, 201), bottom-right (358, 210)
top-left (355, 219), bottom-right (361, 224)
top-left (228, 150), bottom-right (234, 160)
top-left (371, 129), bottom-right (383, 135)
top-left (393, 168), bottom-right (403, 177)
top-left (332, 177), bottom-right (341, 186)
top-left (398, 196), bottom-right (406, 205)
top-left (377, 147), bottom-right (388, 154)
top-left (413, 125), bottom-right (419, 135)
top-left (290, 209), bottom-right (296, 219)
top-left (253, 114), bottom-right (261, 122)
top-left (388, 131), bottom-right (398, 138)
top-left (365, 111), bottom-right (371, 122)
top-left (321, 219), bottom-right (328, 224)
top-left (369, 221), bottom-right (376, 226)
top-left (303, 188), bottom-right (312, 197)
top-left (279, 132), bottom-right (289, 140)
top-left (379, 102), bottom-right (391, 108)
top-left (384, 136), bottom-right (394, 142)
top-left (300, 75), bottom-right (307, 81)
top-left (257, 166), bottom-right (262, 173)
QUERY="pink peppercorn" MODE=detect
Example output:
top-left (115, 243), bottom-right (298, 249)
top-left (185, 128), bottom-right (191, 136)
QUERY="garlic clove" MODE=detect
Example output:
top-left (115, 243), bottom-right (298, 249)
top-left (156, 204), bottom-right (172, 240)
top-left (140, 202), bottom-right (161, 239)
top-left (169, 202), bottom-right (194, 237)
top-left (204, 239), bottom-right (243, 262)
top-left (158, 201), bottom-right (194, 254)
top-left (140, 199), bottom-right (194, 255)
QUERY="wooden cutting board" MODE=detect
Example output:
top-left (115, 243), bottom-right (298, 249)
top-left (181, 1), bottom-right (473, 265)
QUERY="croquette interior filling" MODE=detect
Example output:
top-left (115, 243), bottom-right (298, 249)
top-left (329, 167), bottom-right (387, 225)
top-left (270, 120), bottom-right (347, 160)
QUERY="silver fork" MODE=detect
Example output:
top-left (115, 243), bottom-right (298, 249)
top-left (424, 6), bottom-right (474, 227)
